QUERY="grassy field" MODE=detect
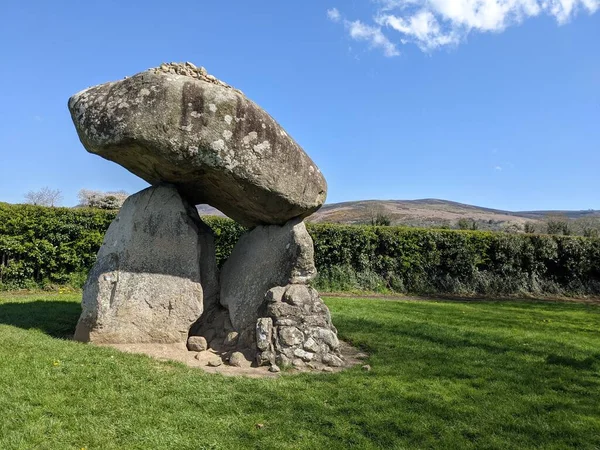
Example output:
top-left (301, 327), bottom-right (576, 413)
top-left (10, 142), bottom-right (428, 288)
top-left (1, 293), bottom-right (599, 449)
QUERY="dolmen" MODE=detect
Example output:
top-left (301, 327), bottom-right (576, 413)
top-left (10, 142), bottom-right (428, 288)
top-left (68, 62), bottom-right (343, 371)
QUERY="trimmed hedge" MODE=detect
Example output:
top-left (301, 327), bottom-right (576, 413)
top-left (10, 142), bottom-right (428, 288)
top-left (0, 203), bottom-right (116, 289)
top-left (310, 224), bottom-right (600, 296)
top-left (1, 203), bottom-right (599, 296)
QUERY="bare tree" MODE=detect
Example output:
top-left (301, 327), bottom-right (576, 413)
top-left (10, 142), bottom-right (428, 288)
top-left (364, 203), bottom-right (392, 226)
top-left (24, 187), bottom-right (63, 207)
top-left (573, 217), bottom-right (600, 238)
top-left (78, 189), bottom-right (129, 209)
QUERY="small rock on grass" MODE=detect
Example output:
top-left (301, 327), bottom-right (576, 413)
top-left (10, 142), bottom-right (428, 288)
top-left (208, 358), bottom-right (223, 367)
top-left (323, 354), bottom-right (344, 367)
top-left (229, 351), bottom-right (249, 367)
top-left (268, 364), bottom-right (281, 373)
top-left (187, 336), bottom-right (207, 352)
top-left (362, 364), bottom-right (372, 372)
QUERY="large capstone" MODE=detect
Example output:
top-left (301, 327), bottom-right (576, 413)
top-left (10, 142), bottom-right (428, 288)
top-left (219, 218), bottom-right (316, 332)
top-left (74, 184), bottom-right (208, 344)
top-left (68, 63), bottom-right (327, 227)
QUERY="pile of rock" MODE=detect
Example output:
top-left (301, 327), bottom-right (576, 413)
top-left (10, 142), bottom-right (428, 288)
top-left (68, 63), bottom-right (344, 372)
top-left (257, 284), bottom-right (344, 369)
top-left (149, 62), bottom-right (242, 94)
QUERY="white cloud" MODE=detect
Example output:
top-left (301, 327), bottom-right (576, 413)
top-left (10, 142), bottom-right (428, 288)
top-left (327, 7), bottom-right (341, 23)
top-left (347, 20), bottom-right (401, 57)
top-left (494, 165), bottom-right (503, 171)
top-left (328, 1), bottom-right (599, 54)
top-left (376, 10), bottom-right (458, 50)
top-left (327, 8), bottom-right (400, 57)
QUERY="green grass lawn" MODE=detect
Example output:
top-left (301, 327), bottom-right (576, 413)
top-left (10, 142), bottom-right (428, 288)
top-left (1, 293), bottom-right (599, 449)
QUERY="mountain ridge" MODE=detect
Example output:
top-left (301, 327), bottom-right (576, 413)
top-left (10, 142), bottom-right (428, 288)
top-left (197, 199), bottom-right (600, 229)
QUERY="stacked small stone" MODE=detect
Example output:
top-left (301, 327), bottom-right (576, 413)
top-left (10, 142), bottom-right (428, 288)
top-left (149, 62), bottom-right (243, 95)
top-left (256, 285), bottom-right (344, 370)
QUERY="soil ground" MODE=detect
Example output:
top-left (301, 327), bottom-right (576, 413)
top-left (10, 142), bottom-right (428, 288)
top-left (101, 340), bottom-right (365, 378)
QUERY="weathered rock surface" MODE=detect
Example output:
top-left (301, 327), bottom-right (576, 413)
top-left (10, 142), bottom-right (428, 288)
top-left (219, 219), bottom-right (317, 331)
top-left (224, 331), bottom-right (239, 347)
top-left (256, 284), bottom-right (343, 368)
top-left (197, 219), bottom-right (220, 311)
top-left (208, 358), bottom-right (222, 367)
top-left (255, 318), bottom-right (273, 351)
top-left (74, 185), bottom-right (206, 344)
top-left (229, 351), bottom-right (252, 368)
top-left (68, 63), bottom-right (327, 227)
top-left (68, 64), bottom-right (346, 373)
top-left (187, 336), bottom-right (208, 352)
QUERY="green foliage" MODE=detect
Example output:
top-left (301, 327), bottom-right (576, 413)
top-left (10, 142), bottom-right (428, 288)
top-left (523, 222), bottom-right (536, 234)
top-left (309, 223), bottom-right (600, 296)
top-left (370, 213), bottom-right (391, 226)
top-left (0, 203), bottom-right (116, 289)
top-left (545, 214), bottom-right (572, 235)
top-left (1, 203), bottom-right (599, 296)
top-left (201, 216), bottom-right (246, 267)
top-left (457, 218), bottom-right (479, 230)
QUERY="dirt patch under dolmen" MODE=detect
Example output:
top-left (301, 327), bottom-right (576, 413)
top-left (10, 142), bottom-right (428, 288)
top-left (100, 340), bottom-right (367, 378)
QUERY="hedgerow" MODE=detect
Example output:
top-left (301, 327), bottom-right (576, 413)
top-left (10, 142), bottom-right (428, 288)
top-left (310, 224), bottom-right (600, 296)
top-left (1, 203), bottom-right (599, 296)
top-left (0, 203), bottom-right (116, 289)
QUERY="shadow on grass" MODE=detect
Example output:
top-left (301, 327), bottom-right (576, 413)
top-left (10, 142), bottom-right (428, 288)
top-left (0, 300), bottom-right (80, 338)
top-left (546, 354), bottom-right (600, 370)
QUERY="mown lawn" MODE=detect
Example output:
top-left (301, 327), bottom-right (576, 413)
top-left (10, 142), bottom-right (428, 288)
top-left (0, 293), bottom-right (599, 449)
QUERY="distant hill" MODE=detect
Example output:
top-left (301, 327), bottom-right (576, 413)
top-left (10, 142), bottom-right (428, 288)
top-left (196, 204), bottom-right (225, 217)
top-left (307, 199), bottom-right (529, 228)
top-left (197, 199), bottom-right (600, 231)
top-left (515, 209), bottom-right (600, 220)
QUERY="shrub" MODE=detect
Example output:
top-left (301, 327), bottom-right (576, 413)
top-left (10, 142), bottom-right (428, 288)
top-left (1, 203), bottom-right (599, 296)
top-left (0, 203), bottom-right (116, 288)
top-left (201, 216), bottom-right (246, 267)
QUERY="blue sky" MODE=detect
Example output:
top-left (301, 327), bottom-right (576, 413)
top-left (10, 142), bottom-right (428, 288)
top-left (0, 0), bottom-right (598, 211)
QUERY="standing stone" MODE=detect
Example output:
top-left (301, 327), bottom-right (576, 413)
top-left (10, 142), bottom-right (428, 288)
top-left (197, 219), bottom-right (219, 311)
top-left (68, 63), bottom-right (327, 227)
top-left (187, 219), bottom-right (220, 339)
top-left (219, 218), bottom-right (316, 331)
top-left (74, 185), bottom-right (205, 344)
